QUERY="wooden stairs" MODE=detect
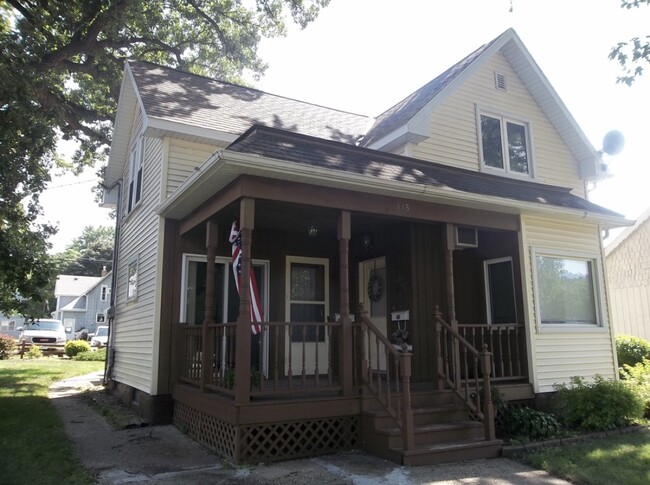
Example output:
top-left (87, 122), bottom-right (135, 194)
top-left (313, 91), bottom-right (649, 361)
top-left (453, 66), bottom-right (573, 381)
top-left (360, 390), bottom-right (502, 466)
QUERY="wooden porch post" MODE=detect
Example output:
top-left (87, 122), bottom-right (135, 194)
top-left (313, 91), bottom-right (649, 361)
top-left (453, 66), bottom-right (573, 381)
top-left (201, 220), bottom-right (218, 391)
top-left (338, 210), bottom-right (353, 396)
top-left (235, 198), bottom-right (254, 404)
top-left (444, 224), bottom-right (461, 386)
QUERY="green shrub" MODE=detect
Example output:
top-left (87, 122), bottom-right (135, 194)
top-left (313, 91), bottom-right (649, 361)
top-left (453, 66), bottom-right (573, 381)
top-left (26, 345), bottom-right (43, 359)
top-left (74, 348), bottom-right (106, 361)
top-left (621, 359), bottom-right (650, 418)
top-left (0, 334), bottom-right (17, 360)
top-left (553, 375), bottom-right (645, 430)
top-left (500, 406), bottom-right (561, 441)
top-left (616, 334), bottom-right (650, 368)
top-left (65, 339), bottom-right (91, 358)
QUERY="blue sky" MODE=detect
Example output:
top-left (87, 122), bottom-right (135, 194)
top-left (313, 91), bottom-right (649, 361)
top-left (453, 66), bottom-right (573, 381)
top-left (40, 0), bottom-right (650, 252)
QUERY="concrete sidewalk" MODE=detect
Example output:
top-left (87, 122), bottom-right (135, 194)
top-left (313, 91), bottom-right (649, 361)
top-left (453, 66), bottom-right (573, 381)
top-left (49, 371), bottom-right (571, 484)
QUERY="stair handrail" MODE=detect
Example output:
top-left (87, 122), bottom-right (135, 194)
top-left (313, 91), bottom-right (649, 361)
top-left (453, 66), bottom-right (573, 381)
top-left (358, 310), bottom-right (415, 451)
top-left (434, 308), bottom-right (496, 441)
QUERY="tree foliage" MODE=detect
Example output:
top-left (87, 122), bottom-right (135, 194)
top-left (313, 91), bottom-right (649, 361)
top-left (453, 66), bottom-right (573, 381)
top-left (0, 0), bottom-right (329, 315)
top-left (610, 0), bottom-right (650, 85)
top-left (53, 225), bottom-right (114, 277)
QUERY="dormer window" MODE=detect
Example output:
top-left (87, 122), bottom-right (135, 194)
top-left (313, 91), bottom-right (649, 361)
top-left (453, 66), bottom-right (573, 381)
top-left (479, 112), bottom-right (531, 176)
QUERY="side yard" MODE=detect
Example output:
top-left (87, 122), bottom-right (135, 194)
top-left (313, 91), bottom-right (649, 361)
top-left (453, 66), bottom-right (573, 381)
top-left (0, 358), bottom-right (104, 485)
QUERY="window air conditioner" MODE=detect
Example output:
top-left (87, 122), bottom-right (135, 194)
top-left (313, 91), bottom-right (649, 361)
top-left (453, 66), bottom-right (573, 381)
top-left (455, 226), bottom-right (478, 248)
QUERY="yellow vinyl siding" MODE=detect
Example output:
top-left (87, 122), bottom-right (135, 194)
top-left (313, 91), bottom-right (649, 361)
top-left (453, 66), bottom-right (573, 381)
top-left (166, 138), bottom-right (225, 196)
top-left (410, 53), bottom-right (584, 196)
top-left (520, 215), bottom-right (616, 393)
top-left (113, 134), bottom-right (163, 395)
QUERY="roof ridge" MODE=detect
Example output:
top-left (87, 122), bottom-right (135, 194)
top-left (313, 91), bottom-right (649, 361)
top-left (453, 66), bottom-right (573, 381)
top-left (128, 60), bottom-right (373, 120)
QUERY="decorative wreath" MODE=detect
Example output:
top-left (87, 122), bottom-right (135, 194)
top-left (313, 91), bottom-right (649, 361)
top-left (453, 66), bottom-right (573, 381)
top-left (367, 274), bottom-right (384, 302)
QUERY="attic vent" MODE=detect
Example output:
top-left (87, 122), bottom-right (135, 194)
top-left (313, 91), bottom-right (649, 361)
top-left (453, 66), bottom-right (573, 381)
top-left (494, 71), bottom-right (507, 91)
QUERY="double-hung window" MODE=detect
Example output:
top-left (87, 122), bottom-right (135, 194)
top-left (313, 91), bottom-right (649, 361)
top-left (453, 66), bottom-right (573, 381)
top-left (479, 112), bottom-right (531, 176)
top-left (126, 138), bottom-right (144, 214)
top-left (533, 250), bottom-right (601, 327)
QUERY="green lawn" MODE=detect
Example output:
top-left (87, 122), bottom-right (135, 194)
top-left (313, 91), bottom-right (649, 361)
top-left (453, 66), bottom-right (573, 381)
top-left (0, 358), bottom-right (104, 485)
top-left (518, 428), bottom-right (650, 485)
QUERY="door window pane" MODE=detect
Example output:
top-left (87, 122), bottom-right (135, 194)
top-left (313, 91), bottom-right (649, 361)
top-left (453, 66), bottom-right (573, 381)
top-left (290, 264), bottom-right (324, 301)
top-left (485, 259), bottom-right (517, 324)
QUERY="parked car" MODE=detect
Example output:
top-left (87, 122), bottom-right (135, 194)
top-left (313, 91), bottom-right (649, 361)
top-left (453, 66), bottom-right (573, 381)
top-left (17, 319), bottom-right (68, 356)
top-left (90, 325), bottom-right (109, 347)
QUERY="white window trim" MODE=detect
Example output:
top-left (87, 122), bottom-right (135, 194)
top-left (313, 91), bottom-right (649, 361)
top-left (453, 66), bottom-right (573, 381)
top-left (125, 136), bottom-right (145, 217)
top-left (179, 253), bottom-right (270, 324)
top-left (126, 256), bottom-right (139, 302)
top-left (100, 285), bottom-right (109, 301)
top-left (531, 247), bottom-right (606, 333)
top-left (483, 256), bottom-right (517, 325)
top-left (96, 313), bottom-right (106, 323)
top-left (476, 105), bottom-right (535, 179)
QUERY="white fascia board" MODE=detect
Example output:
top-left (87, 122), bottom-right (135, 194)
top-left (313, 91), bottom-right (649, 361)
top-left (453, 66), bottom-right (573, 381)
top-left (105, 63), bottom-right (146, 186)
top-left (501, 35), bottom-right (602, 175)
top-left (158, 149), bottom-right (632, 229)
top-left (145, 117), bottom-right (238, 145)
top-left (605, 205), bottom-right (650, 255)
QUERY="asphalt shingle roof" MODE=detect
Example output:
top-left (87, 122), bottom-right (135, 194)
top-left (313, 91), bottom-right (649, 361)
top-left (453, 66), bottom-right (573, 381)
top-left (359, 37), bottom-right (498, 147)
top-left (228, 126), bottom-right (622, 219)
top-left (129, 61), bottom-right (372, 144)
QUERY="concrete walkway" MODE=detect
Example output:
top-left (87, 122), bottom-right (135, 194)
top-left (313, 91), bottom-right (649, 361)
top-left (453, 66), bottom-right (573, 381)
top-left (49, 371), bottom-right (571, 484)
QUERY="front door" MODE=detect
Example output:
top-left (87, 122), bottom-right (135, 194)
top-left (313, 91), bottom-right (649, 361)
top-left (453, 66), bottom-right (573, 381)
top-left (359, 257), bottom-right (388, 370)
top-left (285, 256), bottom-right (329, 375)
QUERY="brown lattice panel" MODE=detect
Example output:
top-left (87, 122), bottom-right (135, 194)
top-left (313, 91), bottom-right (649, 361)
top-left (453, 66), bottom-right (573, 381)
top-left (239, 417), bottom-right (359, 463)
top-left (173, 401), bottom-right (237, 461)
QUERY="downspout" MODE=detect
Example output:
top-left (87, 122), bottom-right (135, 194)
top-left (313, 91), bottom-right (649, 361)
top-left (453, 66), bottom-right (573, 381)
top-left (104, 180), bottom-right (122, 384)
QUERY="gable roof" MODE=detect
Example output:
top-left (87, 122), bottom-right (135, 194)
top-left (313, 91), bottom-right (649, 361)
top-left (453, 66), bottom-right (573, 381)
top-left (359, 29), bottom-right (602, 178)
top-left (605, 205), bottom-right (650, 256)
top-left (54, 273), bottom-right (111, 297)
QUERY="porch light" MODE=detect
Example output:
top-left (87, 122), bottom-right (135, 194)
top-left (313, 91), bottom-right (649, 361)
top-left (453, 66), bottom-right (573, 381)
top-left (307, 223), bottom-right (318, 237)
top-left (362, 234), bottom-right (372, 250)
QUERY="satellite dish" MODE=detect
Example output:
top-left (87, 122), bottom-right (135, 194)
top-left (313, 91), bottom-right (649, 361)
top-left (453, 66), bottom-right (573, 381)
top-left (602, 130), bottom-right (625, 156)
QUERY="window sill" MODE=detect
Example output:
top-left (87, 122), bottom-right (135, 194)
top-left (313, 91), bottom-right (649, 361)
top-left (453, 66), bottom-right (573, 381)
top-left (537, 324), bottom-right (608, 334)
top-left (481, 165), bottom-right (534, 180)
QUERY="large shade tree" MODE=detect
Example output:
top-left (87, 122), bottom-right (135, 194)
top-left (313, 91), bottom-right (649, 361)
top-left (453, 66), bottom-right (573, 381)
top-left (0, 0), bottom-right (329, 315)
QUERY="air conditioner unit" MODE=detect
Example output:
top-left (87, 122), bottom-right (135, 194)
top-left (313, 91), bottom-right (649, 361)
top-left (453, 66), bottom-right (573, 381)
top-left (455, 226), bottom-right (478, 248)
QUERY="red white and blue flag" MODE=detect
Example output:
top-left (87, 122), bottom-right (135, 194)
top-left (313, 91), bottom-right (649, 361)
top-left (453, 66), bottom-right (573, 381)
top-left (229, 221), bottom-right (263, 334)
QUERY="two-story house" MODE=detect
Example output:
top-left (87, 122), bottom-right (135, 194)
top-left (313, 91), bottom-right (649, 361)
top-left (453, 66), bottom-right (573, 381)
top-left (54, 272), bottom-right (112, 336)
top-left (101, 29), bottom-right (630, 465)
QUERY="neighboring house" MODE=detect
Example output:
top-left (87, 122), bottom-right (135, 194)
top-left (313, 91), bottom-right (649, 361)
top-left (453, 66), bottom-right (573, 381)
top-left (101, 28), bottom-right (630, 465)
top-left (54, 273), bottom-right (113, 336)
top-left (0, 314), bottom-right (26, 340)
top-left (605, 206), bottom-right (650, 341)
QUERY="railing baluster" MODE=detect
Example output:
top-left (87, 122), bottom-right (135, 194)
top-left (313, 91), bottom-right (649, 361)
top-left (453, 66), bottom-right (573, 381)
top-left (301, 325), bottom-right (307, 386)
top-left (327, 324), bottom-right (333, 387)
top-left (498, 326), bottom-right (505, 378)
top-left (314, 324), bottom-right (320, 388)
top-left (287, 324), bottom-right (293, 390)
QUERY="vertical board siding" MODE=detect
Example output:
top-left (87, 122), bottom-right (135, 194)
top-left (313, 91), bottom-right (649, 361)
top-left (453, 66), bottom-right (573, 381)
top-left (410, 53), bottom-right (584, 196)
top-left (113, 132), bottom-right (163, 394)
top-left (166, 138), bottom-right (224, 196)
top-left (521, 215), bottom-right (616, 393)
top-left (606, 219), bottom-right (650, 340)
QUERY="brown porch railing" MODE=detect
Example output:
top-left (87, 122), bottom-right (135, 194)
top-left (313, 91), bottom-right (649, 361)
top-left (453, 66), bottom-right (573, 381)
top-left (177, 321), bottom-right (342, 397)
top-left (434, 310), bottom-right (496, 441)
top-left (357, 312), bottom-right (415, 452)
top-left (458, 324), bottom-right (526, 381)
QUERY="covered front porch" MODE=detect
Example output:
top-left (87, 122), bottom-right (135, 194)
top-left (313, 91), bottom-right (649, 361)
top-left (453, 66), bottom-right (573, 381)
top-left (159, 174), bottom-right (530, 464)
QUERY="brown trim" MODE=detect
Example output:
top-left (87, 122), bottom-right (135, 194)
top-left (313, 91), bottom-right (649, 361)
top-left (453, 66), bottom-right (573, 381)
top-left (338, 210), bottom-right (353, 396)
top-left (158, 219), bottom-right (177, 394)
top-left (179, 181), bottom-right (243, 235)
top-left (178, 176), bottom-right (520, 236)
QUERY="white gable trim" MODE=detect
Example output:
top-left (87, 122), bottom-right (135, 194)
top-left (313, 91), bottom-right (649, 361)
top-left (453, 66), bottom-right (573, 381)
top-left (605, 205), bottom-right (650, 256)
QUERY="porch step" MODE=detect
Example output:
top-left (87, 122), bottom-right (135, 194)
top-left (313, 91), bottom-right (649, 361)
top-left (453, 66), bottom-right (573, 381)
top-left (360, 391), bottom-right (503, 465)
top-left (399, 438), bottom-right (503, 466)
top-left (377, 421), bottom-right (484, 448)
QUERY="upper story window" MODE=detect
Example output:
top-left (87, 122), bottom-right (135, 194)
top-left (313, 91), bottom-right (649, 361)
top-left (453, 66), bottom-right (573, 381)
top-left (479, 112), bottom-right (531, 177)
top-left (126, 137), bottom-right (144, 215)
top-left (100, 285), bottom-right (110, 302)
